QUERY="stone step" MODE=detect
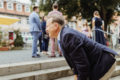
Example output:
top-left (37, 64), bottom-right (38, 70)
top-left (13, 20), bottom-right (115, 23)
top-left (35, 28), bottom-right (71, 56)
top-left (55, 66), bottom-right (120, 80)
top-left (0, 66), bottom-right (72, 80)
top-left (0, 57), bottom-right (120, 77)
top-left (55, 75), bottom-right (120, 80)
top-left (110, 76), bottom-right (120, 80)
top-left (116, 58), bottom-right (120, 65)
top-left (0, 66), bottom-right (120, 80)
top-left (112, 65), bottom-right (120, 77)
top-left (0, 58), bottom-right (67, 76)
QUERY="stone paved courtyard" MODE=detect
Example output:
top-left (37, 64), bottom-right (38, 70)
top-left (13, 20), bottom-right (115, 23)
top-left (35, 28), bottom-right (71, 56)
top-left (0, 48), bottom-right (119, 80)
top-left (0, 48), bottom-right (62, 65)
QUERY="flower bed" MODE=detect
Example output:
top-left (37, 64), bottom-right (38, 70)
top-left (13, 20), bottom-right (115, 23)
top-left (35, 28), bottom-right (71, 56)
top-left (0, 47), bottom-right (9, 51)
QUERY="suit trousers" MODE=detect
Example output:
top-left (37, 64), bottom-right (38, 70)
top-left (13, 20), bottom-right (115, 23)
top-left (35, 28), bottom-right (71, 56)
top-left (31, 32), bottom-right (40, 56)
top-left (100, 62), bottom-right (116, 80)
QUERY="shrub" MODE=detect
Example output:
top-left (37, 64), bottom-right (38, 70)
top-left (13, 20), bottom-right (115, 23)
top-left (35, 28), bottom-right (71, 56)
top-left (14, 30), bottom-right (24, 47)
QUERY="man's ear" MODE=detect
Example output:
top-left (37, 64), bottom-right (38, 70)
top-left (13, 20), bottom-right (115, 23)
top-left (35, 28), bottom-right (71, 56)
top-left (54, 23), bottom-right (60, 33)
top-left (55, 23), bottom-right (58, 27)
top-left (54, 23), bottom-right (59, 29)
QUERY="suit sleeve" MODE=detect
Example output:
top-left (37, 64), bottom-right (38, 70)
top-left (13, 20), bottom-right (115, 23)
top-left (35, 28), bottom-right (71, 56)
top-left (62, 34), bottom-right (78, 75)
top-left (63, 34), bottom-right (90, 80)
top-left (34, 15), bottom-right (42, 30)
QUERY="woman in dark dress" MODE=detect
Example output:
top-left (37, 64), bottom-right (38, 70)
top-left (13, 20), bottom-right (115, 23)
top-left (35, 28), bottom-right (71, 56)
top-left (41, 16), bottom-right (49, 55)
top-left (92, 11), bottom-right (106, 45)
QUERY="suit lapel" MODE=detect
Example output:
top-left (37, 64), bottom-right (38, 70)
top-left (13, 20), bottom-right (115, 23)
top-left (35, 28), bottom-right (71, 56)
top-left (59, 27), bottom-right (65, 53)
top-left (60, 27), bottom-right (65, 43)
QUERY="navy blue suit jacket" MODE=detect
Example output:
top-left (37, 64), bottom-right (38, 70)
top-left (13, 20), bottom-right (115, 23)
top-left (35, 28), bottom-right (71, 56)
top-left (60, 27), bottom-right (116, 80)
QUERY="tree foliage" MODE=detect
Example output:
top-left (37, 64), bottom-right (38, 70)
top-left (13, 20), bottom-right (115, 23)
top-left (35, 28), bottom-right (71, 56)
top-left (30, 0), bottom-right (37, 5)
top-left (39, 0), bottom-right (56, 15)
top-left (39, 0), bottom-right (120, 29)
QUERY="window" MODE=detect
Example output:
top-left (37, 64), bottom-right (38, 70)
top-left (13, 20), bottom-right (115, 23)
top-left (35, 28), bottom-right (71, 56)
top-left (7, 3), bottom-right (13, 10)
top-left (16, 4), bottom-right (22, 11)
top-left (25, 6), bottom-right (30, 12)
top-left (27, 18), bottom-right (29, 24)
top-left (0, 1), bottom-right (4, 8)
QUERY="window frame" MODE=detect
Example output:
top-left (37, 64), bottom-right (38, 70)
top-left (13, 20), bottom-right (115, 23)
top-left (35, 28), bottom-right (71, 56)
top-left (16, 4), bottom-right (22, 12)
top-left (0, 1), bottom-right (4, 8)
top-left (25, 6), bottom-right (30, 12)
top-left (7, 2), bottom-right (13, 10)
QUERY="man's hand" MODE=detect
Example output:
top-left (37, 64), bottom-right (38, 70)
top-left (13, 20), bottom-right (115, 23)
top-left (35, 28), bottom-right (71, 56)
top-left (74, 75), bottom-right (78, 80)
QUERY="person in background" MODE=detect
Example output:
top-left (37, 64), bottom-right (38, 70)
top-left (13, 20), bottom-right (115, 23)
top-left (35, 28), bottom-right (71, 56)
top-left (46, 13), bottom-right (117, 80)
top-left (77, 15), bottom-right (83, 32)
top-left (48, 2), bottom-right (63, 57)
top-left (113, 11), bottom-right (120, 49)
top-left (92, 11), bottom-right (106, 45)
top-left (81, 19), bottom-right (92, 38)
top-left (110, 22), bottom-right (119, 49)
top-left (118, 20), bottom-right (120, 49)
top-left (38, 29), bottom-right (43, 53)
top-left (29, 6), bottom-right (42, 58)
top-left (41, 16), bottom-right (49, 55)
top-left (64, 16), bottom-right (69, 28)
top-left (38, 17), bottom-right (43, 53)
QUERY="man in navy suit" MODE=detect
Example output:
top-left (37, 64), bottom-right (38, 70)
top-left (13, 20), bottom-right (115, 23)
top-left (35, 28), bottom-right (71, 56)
top-left (29, 6), bottom-right (42, 58)
top-left (46, 14), bottom-right (118, 80)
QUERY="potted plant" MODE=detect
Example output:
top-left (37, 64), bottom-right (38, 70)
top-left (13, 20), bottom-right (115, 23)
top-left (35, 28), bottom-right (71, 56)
top-left (0, 40), bottom-right (9, 51)
top-left (12, 30), bottom-right (24, 50)
top-left (0, 27), bottom-right (9, 51)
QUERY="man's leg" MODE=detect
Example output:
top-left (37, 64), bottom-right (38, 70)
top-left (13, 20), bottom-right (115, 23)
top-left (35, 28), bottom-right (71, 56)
top-left (57, 40), bottom-right (62, 57)
top-left (44, 38), bottom-right (49, 55)
top-left (50, 38), bottom-right (55, 56)
top-left (44, 38), bottom-right (49, 51)
top-left (46, 38), bottom-right (49, 51)
top-left (32, 32), bottom-right (39, 56)
top-left (100, 62), bottom-right (116, 80)
top-left (42, 38), bottom-right (45, 51)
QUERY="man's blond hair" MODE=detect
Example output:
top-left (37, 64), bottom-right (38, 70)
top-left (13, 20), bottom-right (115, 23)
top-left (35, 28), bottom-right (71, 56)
top-left (47, 14), bottom-right (65, 27)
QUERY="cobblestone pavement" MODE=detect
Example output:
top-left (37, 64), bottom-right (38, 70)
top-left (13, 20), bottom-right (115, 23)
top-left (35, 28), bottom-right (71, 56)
top-left (0, 47), bottom-right (119, 64)
top-left (0, 47), bottom-right (119, 65)
top-left (0, 48), bottom-right (63, 65)
top-left (0, 47), bottom-right (119, 79)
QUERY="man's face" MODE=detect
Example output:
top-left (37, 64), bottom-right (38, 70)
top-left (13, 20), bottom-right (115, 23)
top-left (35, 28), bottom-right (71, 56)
top-left (36, 8), bottom-right (39, 13)
top-left (46, 18), bottom-right (59, 38)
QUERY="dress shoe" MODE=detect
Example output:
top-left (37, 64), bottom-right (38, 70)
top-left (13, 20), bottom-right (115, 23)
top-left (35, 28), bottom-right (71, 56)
top-left (37, 54), bottom-right (40, 57)
top-left (59, 54), bottom-right (63, 57)
top-left (32, 55), bottom-right (40, 58)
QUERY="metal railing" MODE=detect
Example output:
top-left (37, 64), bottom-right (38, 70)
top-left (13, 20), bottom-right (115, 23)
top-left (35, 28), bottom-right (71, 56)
top-left (92, 29), bottom-right (120, 50)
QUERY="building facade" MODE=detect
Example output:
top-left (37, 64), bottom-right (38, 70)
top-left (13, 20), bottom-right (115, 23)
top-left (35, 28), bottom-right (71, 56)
top-left (0, 0), bottom-right (32, 44)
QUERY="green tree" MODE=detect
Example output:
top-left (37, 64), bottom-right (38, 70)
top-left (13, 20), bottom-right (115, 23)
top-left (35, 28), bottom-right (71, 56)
top-left (39, 0), bottom-right (120, 30)
top-left (80, 0), bottom-right (120, 30)
top-left (30, 0), bottom-right (37, 6)
top-left (39, 0), bottom-right (81, 17)
top-left (39, 0), bottom-right (57, 15)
